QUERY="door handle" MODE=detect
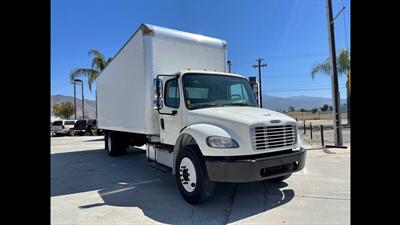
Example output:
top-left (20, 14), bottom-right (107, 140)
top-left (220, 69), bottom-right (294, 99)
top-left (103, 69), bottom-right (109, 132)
top-left (171, 110), bottom-right (177, 115)
top-left (160, 118), bottom-right (165, 130)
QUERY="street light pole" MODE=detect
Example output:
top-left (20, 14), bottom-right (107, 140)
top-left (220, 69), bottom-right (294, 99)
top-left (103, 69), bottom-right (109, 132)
top-left (81, 81), bottom-right (84, 119)
top-left (73, 82), bottom-right (77, 120)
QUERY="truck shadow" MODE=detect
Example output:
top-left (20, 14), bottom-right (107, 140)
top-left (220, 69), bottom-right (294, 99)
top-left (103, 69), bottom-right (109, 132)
top-left (52, 148), bottom-right (294, 224)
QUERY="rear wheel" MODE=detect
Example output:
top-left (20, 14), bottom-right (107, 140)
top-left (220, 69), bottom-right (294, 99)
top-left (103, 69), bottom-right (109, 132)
top-left (69, 129), bottom-right (75, 136)
top-left (105, 131), bottom-right (128, 156)
top-left (175, 145), bottom-right (215, 204)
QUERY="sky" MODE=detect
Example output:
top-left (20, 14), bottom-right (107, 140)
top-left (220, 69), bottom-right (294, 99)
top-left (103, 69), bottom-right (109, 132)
top-left (51, 0), bottom-right (350, 101)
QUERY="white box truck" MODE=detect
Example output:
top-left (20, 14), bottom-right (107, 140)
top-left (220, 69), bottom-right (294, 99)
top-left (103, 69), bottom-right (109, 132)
top-left (97, 24), bottom-right (306, 204)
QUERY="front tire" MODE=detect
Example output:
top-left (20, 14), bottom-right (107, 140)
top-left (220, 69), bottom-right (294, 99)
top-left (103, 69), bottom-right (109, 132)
top-left (175, 145), bottom-right (215, 204)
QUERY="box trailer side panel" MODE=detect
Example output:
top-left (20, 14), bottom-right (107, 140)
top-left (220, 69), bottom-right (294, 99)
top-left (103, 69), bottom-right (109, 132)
top-left (97, 24), bottom-right (228, 135)
top-left (97, 30), bottom-right (157, 134)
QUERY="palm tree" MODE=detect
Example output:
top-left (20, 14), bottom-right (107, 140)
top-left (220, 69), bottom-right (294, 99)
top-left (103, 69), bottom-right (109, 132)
top-left (311, 49), bottom-right (351, 125)
top-left (70, 49), bottom-right (112, 91)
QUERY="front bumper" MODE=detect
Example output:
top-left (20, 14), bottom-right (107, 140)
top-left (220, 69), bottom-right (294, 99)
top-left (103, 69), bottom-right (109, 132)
top-left (205, 148), bottom-right (306, 182)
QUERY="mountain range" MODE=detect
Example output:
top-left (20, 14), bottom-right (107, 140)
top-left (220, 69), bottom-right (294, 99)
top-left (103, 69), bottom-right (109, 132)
top-left (262, 94), bottom-right (347, 111)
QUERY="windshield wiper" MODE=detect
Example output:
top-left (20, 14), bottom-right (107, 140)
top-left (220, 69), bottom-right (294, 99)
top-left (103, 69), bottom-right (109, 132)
top-left (225, 102), bottom-right (252, 106)
top-left (190, 103), bottom-right (221, 109)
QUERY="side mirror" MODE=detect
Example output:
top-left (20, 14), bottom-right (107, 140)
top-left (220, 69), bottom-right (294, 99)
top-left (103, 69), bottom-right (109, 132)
top-left (153, 78), bottom-right (163, 110)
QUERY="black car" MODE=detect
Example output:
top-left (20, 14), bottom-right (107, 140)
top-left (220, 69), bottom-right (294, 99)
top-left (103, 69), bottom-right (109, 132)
top-left (73, 119), bottom-right (87, 135)
top-left (87, 119), bottom-right (102, 135)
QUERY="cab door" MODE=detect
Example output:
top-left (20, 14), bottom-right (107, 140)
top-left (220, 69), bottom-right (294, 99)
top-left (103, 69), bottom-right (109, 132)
top-left (158, 77), bottom-right (182, 145)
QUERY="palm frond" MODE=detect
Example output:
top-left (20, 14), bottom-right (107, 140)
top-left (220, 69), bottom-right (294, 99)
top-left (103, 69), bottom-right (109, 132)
top-left (88, 49), bottom-right (106, 62)
top-left (89, 49), bottom-right (107, 71)
top-left (311, 61), bottom-right (330, 79)
top-left (87, 70), bottom-right (100, 91)
top-left (337, 49), bottom-right (351, 77)
top-left (69, 68), bottom-right (97, 82)
top-left (311, 48), bottom-right (351, 79)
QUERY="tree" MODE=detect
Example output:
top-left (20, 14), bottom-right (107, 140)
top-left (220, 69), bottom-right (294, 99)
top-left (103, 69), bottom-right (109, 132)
top-left (311, 108), bottom-right (318, 114)
top-left (53, 102), bottom-right (74, 119)
top-left (70, 49), bottom-right (113, 91)
top-left (288, 106), bottom-right (295, 112)
top-left (329, 105), bottom-right (333, 111)
top-left (300, 108), bottom-right (306, 112)
top-left (320, 104), bottom-right (329, 112)
top-left (311, 49), bottom-right (351, 125)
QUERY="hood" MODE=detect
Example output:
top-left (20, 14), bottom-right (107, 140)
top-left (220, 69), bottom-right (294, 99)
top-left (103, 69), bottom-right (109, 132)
top-left (186, 106), bottom-right (296, 127)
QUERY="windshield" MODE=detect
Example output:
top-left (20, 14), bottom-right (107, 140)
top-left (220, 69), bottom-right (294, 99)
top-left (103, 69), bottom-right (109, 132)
top-left (65, 120), bottom-right (76, 125)
top-left (182, 73), bottom-right (258, 109)
top-left (75, 120), bottom-right (87, 126)
top-left (53, 121), bottom-right (63, 126)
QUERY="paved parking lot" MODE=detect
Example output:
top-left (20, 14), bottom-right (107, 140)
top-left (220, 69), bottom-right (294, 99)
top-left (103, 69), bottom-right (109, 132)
top-left (51, 135), bottom-right (350, 225)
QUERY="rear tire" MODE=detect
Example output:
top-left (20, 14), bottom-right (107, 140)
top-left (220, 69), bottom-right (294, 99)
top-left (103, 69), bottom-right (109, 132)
top-left (105, 131), bottom-right (128, 156)
top-left (175, 145), bottom-right (215, 204)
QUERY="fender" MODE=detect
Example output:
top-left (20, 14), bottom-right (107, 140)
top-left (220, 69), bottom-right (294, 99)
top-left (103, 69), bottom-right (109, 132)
top-left (172, 123), bottom-right (234, 174)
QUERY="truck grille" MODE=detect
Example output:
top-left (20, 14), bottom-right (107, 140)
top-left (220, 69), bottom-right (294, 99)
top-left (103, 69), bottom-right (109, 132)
top-left (251, 125), bottom-right (297, 151)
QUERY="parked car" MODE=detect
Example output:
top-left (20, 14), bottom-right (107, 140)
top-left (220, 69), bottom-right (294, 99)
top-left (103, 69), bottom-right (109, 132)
top-left (87, 119), bottom-right (102, 135)
top-left (50, 122), bottom-right (55, 137)
top-left (52, 120), bottom-right (77, 136)
top-left (73, 119), bottom-right (88, 136)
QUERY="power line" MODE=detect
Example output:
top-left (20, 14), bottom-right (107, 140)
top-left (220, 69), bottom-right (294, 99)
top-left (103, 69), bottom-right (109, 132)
top-left (230, 51), bottom-right (328, 66)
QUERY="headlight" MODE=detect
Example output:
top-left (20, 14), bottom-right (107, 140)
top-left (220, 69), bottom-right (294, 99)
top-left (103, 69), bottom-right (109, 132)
top-left (206, 136), bottom-right (239, 148)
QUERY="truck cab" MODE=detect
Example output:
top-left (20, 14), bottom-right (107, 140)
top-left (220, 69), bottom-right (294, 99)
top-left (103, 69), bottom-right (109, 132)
top-left (153, 71), bottom-right (305, 191)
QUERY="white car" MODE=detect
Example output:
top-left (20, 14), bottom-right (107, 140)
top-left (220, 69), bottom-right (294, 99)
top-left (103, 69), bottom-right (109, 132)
top-left (52, 120), bottom-right (77, 136)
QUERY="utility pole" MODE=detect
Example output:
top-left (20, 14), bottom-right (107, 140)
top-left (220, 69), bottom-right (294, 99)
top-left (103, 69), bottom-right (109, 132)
top-left (73, 82), bottom-right (77, 120)
top-left (326, 0), bottom-right (343, 146)
top-left (252, 58), bottom-right (267, 108)
top-left (227, 60), bottom-right (231, 73)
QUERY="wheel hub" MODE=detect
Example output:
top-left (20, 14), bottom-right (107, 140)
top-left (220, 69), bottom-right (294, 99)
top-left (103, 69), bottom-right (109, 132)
top-left (179, 157), bottom-right (197, 192)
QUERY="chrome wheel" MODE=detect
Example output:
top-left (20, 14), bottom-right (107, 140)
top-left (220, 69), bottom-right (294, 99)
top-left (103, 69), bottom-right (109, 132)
top-left (179, 157), bottom-right (197, 193)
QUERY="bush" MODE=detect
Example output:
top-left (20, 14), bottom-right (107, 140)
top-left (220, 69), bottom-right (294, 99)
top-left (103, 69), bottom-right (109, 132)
top-left (53, 102), bottom-right (74, 119)
top-left (311, 108), bottom-right (318, 114)
top-left (320, 104), bottom-right (329, 112)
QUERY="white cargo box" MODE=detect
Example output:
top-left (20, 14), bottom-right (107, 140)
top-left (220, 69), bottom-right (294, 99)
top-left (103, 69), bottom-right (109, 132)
top-left (97, 24), bottom-right (227, 134)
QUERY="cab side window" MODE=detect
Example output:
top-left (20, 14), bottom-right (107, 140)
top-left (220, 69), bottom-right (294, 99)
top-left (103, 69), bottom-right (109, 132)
top-left (165, 78), bottom-right (180, 108)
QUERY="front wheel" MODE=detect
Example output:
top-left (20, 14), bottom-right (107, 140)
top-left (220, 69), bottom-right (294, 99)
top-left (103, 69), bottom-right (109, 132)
top-left (175, 145), bottom-right (215, 204)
